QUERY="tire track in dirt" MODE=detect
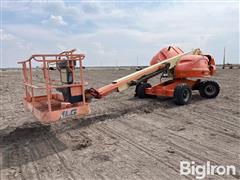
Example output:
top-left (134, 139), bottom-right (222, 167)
top-left (165, 137), bottom-right (239, 179)
top-left (153, 109), bottom-right (240, 141)
top-left (96, 124), bottom-right (194, 180)
top-left (94, 128), bottom-right (180, 180)
top-left (0, 98), bottom-right (237, 179)
top-left (2, 134), bottom-right (56, 180)
top-left (81, 98), bottom-right (239, 160)
top-left (152, 110), bottom-right (240, 151)
top-left (149, 111), bottom-right (239, 160)
top-left (2, 69), bottom-right (240, 179)
top-left (69, 126), bottom-right (159, 180)
top-left (1, 69), bottom-right (239, 180)
top-left (0, 100), bottom-right (159, 180)
top-left (27, 141), bottom-right (51, 180)
top-left (120, 115), bottom-right (233, 167)
top-left (51, 100), bottom-right (160, 135)
top-left (167, 133), bottom-right (239, 167)
top-left (9, 145), bottom-right (25, 180)
top-left (43, 134), bottom-right (75, 180)
top-left (0, 152), bottom-right (2, 180)
top-left (103, 118), bottom-right (232, 180)
top-left (113, 114), bottom-right (239, 179)
top-left (186, 114), bottom-right (239, 140)
top-left (57, 134), bottom-right (96, 179)
top-left (169, 127), bottom-right (238, 156)
top-left (1, 101), bottom-right (232, 179)
top-left (87, 127), bottom-right (152, 180)
top-left (191, 105), bottom-right (240, 129)
top-left (20, 145), bottom-right (41, 180)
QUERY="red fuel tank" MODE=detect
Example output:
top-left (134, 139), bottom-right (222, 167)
top-left (150, 46), bottom-right (184, 65)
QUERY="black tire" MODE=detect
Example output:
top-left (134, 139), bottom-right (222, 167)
top-left (199, 80), bottom-right (220, 98)
top-left (174, 84), bottom-right (192, 105)
top-left (135, 82), bottom-right (151, 98)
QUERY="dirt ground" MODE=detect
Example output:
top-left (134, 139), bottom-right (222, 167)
top-left (0, 68), bottom-right (239, 180)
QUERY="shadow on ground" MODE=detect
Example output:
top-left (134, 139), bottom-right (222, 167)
top-left (0, 123), bottom-right (67, 170)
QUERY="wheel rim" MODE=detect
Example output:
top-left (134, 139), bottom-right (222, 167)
top-left (205, 84), bottom-right (216, 96)
top-left (182, 89), bottom-right (190, 102)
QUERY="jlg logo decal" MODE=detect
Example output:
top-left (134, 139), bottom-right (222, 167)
top-left (60, 109), bottom-right (77, 119)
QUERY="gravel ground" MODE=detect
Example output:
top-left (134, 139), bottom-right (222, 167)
top-left (0, 68), bottom-right (239, 180)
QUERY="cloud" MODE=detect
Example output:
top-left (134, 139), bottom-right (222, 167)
top-left (0, 29), bottom-right (15, 41)
top-left (42, 15), bottom-right (67, 26)
top-left (1, 1), bottom-right (239, 67)
top-left (0, 28), bottom-right (31, 50)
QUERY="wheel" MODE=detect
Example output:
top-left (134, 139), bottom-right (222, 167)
top-left (135, 82), bottom-right (151, 98)
top-left (174, 84), bottom-right (192, 105)
top-left (199, 80), bottom-right (220, 98)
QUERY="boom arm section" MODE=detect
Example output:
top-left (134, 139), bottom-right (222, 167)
top-left (86, 48), bottom-right (200, 99)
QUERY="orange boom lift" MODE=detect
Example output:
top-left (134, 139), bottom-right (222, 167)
top-left (18, 46), bottom-right (220, 123)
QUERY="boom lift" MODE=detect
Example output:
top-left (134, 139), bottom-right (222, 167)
top-left (18, 46), bottom-right (220, 123)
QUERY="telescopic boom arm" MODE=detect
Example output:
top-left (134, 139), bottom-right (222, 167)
top-left (86, 48), bottom-right (200, 99)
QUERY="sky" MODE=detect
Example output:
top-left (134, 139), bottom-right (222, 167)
top-left (1, 0), bottom-right (239, 67)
